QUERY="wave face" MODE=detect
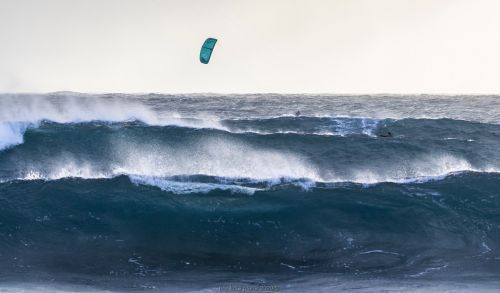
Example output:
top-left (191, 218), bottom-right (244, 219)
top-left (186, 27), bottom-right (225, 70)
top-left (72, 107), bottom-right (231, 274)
top-left (1, 93), bottom-right (500, 282)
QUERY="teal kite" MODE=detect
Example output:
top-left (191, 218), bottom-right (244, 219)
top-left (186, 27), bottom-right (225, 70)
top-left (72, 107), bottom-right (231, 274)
top-left (200, 38), bottom-right (217, 64)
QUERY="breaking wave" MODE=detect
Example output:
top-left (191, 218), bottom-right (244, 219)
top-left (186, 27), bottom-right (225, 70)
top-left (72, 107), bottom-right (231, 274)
top-left (1, 93), bottom-right (500, 283)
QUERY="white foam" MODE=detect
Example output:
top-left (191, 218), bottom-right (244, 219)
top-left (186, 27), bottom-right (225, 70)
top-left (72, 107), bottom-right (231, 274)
top-left (0, 121), bottom-right (35, 150)
top-left (358, 250), bottom-right (401, 256)
top-left (15, 137), bottom-right (321, 193)
top-left (129, 175), bottom-right (259, 195)
top-left (0, 95), bottom-right (385, 144)
top-left (0, 95), bottom-right (229, 151)
top-left (0, 283), bottom-right (114, 293)
top-left (225, 129), bottom-right (338, 136)
top-left (336, 154), bottom-right (492, 184)
top-left (409, 263), bottom-right (449, 278)
top-left (0, 95), bottom-right (158, 124)
top-left (332, 118), bottom-right (380, 137)
top-left (112, 137), bottom-right (322, 181)
top-left (361, 118), bottom-right (380, 136)
top-left (13, 145), bottom-right (500, 192)
top-left (21, 159), bottom-right (107, 181)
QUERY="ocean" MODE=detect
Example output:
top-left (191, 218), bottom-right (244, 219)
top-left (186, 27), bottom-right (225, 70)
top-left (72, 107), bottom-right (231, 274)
top-left (0, 93), bottom-right (499, 292)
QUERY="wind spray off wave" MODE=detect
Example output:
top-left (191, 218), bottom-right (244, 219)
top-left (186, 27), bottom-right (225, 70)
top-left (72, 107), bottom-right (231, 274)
top-left (1, 93), bottom-right (500, 283)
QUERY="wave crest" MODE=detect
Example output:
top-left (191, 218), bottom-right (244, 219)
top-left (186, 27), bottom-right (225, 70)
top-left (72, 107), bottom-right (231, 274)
top-left (14, 149), bottom-right (499, 194)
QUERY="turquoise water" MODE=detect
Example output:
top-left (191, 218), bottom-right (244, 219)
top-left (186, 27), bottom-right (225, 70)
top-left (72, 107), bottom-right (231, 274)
top-left (0, 93), bottom-right (499, 291)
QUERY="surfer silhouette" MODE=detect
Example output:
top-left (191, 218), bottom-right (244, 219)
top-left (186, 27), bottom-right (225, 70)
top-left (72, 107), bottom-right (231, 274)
top-left (379, 131), bottom-right (393, 137)
top-left (295, 111), bottom-right (301, 116)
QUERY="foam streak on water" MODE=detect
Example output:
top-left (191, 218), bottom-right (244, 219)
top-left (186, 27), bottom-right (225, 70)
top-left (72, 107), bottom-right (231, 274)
top-left (1, 93), bottom-right (500, 291)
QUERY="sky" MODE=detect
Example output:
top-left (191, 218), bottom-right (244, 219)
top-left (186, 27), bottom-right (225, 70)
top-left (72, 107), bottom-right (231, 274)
top-left (0, 0), bottom-right (499, 94)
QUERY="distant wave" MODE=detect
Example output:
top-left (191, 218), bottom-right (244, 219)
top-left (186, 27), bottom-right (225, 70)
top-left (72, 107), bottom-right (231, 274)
top-left (0, 117), bottom-right (385, 152)
top-left (2, 94), bottom-right (500, 153)
top-left (1, 94), bottom-right (500, 279)
top-left (0, 95), bottom-right (228, 150)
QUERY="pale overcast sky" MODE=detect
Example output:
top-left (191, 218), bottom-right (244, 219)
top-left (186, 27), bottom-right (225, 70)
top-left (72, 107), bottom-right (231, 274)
top-left (0, 0), bottom-right (499, 94)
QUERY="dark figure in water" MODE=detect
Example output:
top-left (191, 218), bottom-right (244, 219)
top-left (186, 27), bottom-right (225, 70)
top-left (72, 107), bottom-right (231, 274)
top-left (379, 131), bottom-right (393, 137)
top-left (295, 111), bottom-right (301, 116)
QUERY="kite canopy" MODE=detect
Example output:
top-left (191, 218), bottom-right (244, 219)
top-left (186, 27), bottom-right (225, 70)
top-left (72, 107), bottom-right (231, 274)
top-left (200, 38), bottom-right (217, 64)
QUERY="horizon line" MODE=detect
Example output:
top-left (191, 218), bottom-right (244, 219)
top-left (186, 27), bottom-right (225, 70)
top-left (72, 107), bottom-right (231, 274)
top-left (1, 91), bottom-right (500, 97)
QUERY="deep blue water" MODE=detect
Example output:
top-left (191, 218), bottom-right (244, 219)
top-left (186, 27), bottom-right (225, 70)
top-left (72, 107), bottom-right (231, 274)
top-left (0, 93), bottom-right (499, 292)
